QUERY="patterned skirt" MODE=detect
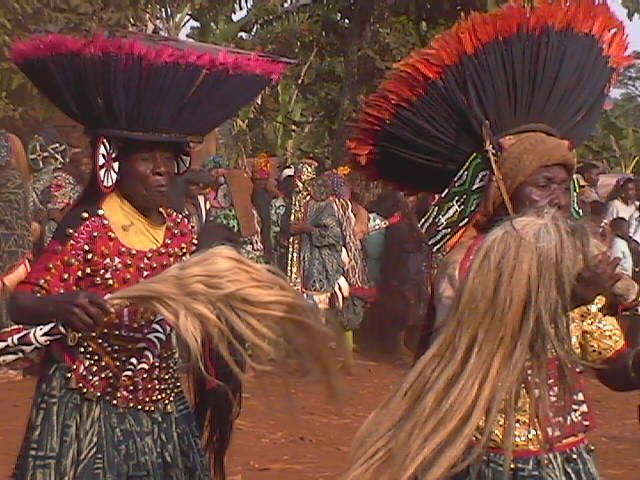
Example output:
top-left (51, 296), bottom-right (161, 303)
top-left (449, 442), bottom-right (599, 480)
top-left (14, 362), bottom-right (210, 480)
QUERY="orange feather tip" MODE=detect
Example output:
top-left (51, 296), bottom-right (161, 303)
top-left (348, 0), bottom-right (633, 165)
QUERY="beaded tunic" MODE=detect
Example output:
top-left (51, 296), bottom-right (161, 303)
top-left (438, 238), bottom-right (627, 453)
top-left (16, 205), bottom-right (197, 412)
top-left (483, 297), bottom-right (625, 453)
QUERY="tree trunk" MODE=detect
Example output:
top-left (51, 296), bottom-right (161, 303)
top-left (329, 3), bottom-right (374, 167)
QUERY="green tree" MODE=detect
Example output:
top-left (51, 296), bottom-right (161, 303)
top-left (0, 0), bottom-right (156, 136)
top-left (190, 1), bottom-right (497, 167)
top-left (580, 55), bottom-right (640, 173)
top-left (621, 0), bottom-right (640, 20)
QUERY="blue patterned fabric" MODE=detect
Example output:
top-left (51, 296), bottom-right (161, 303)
top-left (14, 361), bottom-right (210, 480)
top-left (447, 443), bottom-right (599, 480)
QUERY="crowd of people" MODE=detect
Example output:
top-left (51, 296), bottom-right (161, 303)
top-left (172, 156), bottom-right (432, 364)
top-left (578, 161), bottom-right (640, 281)
top-left (0, 1), bottom-right (639, 480)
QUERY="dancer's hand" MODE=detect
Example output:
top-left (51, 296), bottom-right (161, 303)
top-left (39, 292), bottom-right (113, 332)
top-left (573, 253), bottom-right (622, 307)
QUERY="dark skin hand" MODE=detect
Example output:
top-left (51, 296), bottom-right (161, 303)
top-left (9, 291), bottom-right (113, 333)
top-left (8, 142), bottom-right (177, 332)
top-left (573, 253), bottom-right (622, 308)
top-left (290, 222), bottom-right (314, 234)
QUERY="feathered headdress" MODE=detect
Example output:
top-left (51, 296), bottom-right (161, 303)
top-left (12, 32), bottom-right (293, 192)
top-left (348, 0), bottom-right (632, 250)
top-left (12, 32), bottom-right (292, 143)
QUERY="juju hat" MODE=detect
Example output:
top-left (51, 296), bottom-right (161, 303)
top-left (348, 0), bottom-right (632, 192)
top-left (11, 32), bottom-right (294, 143)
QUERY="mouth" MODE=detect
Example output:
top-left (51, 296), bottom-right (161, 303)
top-left (153, 182), bottom-right (169, 194)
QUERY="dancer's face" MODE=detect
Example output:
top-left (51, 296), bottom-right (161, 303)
top-left (511, 165), bottom-right (571, 215)
top-left (118, 142), bottom-right (176, 212)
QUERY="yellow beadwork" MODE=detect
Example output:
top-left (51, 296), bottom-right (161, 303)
top-left (569, 295), bottom-right (625, 363)
top-left (480, 296), bottom-right (625, 451)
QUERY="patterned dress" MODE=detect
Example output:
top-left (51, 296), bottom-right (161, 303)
top-left (0, 133), bottom-right (32, 329)
top-left (300, 199), bottom-right (347, 313)
top-left (40, 170), bottom-right (83, 245)
top-left (12, 200), bottom-right (209, 479)
top-left (432, 239), bottom-right (626, 480)
top-left (269, 196), bottom-right (290, 272)
top-left (207, 206), bottom-right (265, 263)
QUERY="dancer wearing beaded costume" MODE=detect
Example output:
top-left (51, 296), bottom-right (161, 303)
top-left (4, 32), bottom-right (292, 480)
top-left (346, 2), bottom-right (640, 479)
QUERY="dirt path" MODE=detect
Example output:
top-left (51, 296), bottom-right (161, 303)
top-left (0, 358), bottom-right (637, 479)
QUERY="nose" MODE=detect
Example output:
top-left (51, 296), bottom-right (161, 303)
top-left (548, 184), bottom-right (571, 212)
top-left (151, 153), bottom-right (171, 176)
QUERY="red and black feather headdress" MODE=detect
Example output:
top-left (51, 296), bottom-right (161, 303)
top-left (348, 0), bottom-right (633, 192)
top-left (11, 32), bottom-right (294, 144)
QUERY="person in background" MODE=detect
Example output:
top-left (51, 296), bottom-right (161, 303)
top-left (323, 170), bottom-right (371, 362)
top-left (251, 155), bottom-right (275, 263)
top-left (270, 166), bottom-right (295, 272)
top-left (577, 161), bottom-right (603, 203)
top-left (606, 176), bottom-right (640, 243)
top-left (610, 217), bottom-right (634, 277)
top-left (179, 169), bottom-right (215, 232)
top-left (0, 131), bottom-right (32, 383)
top-left (39, 151), bottom-right (93, 247)
top-left (362, 192), bottom-right (429, 357)
top-left (206, 165), bottom-right (266, 264)
top-left (350, 191), bottom-right (369, 242)
top-left (588, 200), bottom-right (609, 243)
top-left (290, 176), bottom-right (350, 365)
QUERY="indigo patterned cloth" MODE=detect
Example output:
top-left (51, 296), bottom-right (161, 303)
top-left (14, 361), bottom-right (210, 480)
top-left (447, 443), bottom-right (599, 480)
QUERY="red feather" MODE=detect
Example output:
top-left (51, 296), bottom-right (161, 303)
top-left (349, 0), bottom-right (633, 167)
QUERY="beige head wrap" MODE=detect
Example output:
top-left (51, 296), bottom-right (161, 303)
top-left (479, 131), bottom-right (576, 221)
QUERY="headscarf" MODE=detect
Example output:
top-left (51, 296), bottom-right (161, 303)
top-left (324, 170), bottom-right (351, 200)
top-left (280, 165), bottom-right (295, 181)
top-left (203, 155), bottom-right (227, 171)
top-left (478, 131), bottom-right (576, 221)
top-left (309, 176), bottom-right (332, 202)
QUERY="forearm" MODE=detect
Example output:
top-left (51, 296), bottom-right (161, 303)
top-left (596, 347), bottom-right (640, 392)
top-left (7, 292), bottom-right (53, 326)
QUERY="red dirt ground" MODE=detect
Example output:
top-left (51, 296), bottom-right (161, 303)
top-left (0, 357), bottom-right (637, 479)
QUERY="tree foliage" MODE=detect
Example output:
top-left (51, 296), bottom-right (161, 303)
top-left (0, 0), bottom-right (159, 136)
top-left (580, 55), bottom-right (640, 173)
top-left (189, 1), bottom-right (513, 168)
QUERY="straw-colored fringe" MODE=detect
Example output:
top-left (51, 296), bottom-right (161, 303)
top-left (109, 246), bottom-right (340, 396)
top-left (346, 212), bottom-right (596, 480)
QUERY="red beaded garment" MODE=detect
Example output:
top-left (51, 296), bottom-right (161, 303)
top-left (16, 205), bottom-right (197, 411)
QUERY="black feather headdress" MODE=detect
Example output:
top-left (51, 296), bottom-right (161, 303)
top-left (348, 0), bottom-right (632, 193)
top-left (11, 32), bottom-right (294, 144)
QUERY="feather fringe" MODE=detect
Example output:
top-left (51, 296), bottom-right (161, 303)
top-left (11, 33), bottom-right (289, 81)
top-left (349, 0), bottom-right (633, 175)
